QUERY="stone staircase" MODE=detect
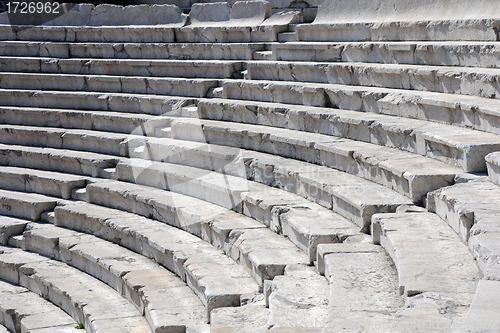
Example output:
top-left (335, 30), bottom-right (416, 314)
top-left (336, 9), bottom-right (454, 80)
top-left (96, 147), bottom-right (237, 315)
top-left (0, 1), bottom-right (498, 332)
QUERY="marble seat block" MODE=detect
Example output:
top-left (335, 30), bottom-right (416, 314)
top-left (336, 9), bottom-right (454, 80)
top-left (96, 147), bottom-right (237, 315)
top-left (0, 41), bottom-right (265, 60)
top-left (372, 212), bottom-right (481, 298)
top-left (189, 2), bottom-right (230, 27)
top-left (0, 246), bottom-right (152, 332)
top-left (462, 280), bottom-right (500, 332)
top-left (0, 89), bottom-right (192, 115)
top-left (0, 57), bottom-right (243, 79)
top-left (222, 78), bottom-right (500, 138)
top-left (0, 279), bottom-right (79, 333)
top-left (0, 216), bottom-right (28, 245)
top-left (23, 224), bottom-right (209, 332)
top-left (0, 106), bottom-right (169, 135)
top-left (54, 202), bottom-right (259, 320)
top-left (169, 117), bottom-right (459, 203)
top-left (0, 73), bottom-right (218, 98)
top-left (197, 99), bottom-right (500, 173)
top-left (0, 189), bottom-right (58, 221)
top-left (0, 144), bottom-right (118, 178)
top-left (0, 166), bottom-right (87, 199)
top-left (486, 152), bottom-right (500, 186)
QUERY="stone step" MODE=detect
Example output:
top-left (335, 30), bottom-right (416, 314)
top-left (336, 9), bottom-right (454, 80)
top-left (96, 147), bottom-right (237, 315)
top-left (87, 179), bottom-right (353, 267)
top-left (116, 156), bottom-right (407, 234)
top-left (267, 265), bottom-right (328, 330)
top-left (295, 19), bottom-right (500, 42)
top-left (0, 216), bottom-right (28, 245)
top-left (0, 106), bottom-right (171, 135)
top-left (0, 57), bottom-right (243, 79)
top-left (246, 60), bottom-right (500, 100)
top-left (486, 151), bottom-right (500, 186)
top-left (0, 189), bottom-right (59, 221)
top-left (0, 246), bottom-right (152, 332)
top-left (0, 89), bottom-right (193, 116)
top-left (124, 134), bottom-right (409, 233)
top-left (462, 280), bottom-right (500, 332)
top-left (0, 279), bottom-right (81, 333)
top-left (53, 202), bottom-right (259, 319)
top-left (221, 79), bottom-right (500, 137)
top-left (371, 212), bottom-right (481, 330)
top-left (169, 117), bottom-right (459, 203)
top-left (0, 166), bottom-right (88, 199)
top-left (0, 41), bottom-right (265, 60)
top-left (0, 144), bottom-right (119, 178)
top-left (253, 50), bottom-right (273, 60)
top-left (174, 25), bottom-right (280, 44)
top-left (0, 125), bottom-right (130, 157)
top-left (0, 25), bottom-right (179, 43)
top-left (318, 243), bottom-right (403, 331)
top-left (0, 73), bottom-right (219, 98)
top-left (210, 303), bottom-right (269, 333)
top-left (197, 98), bottom-right (500, 173)
top-left (277, 32), bottom-right (297, 42)
top-left (427, 180), bottom-right (500, 280)
top-left (270, 41), bottom-right (500, 68)
top-left (22, 223), bottom-right (209, 331)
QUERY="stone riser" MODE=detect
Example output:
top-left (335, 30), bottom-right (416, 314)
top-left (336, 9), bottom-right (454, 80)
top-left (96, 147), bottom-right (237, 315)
top-left (86, 178), bottom-right (354, 266)
top-left (0, 246), bottom-right (152, 332)
top-left (0, 57), bottom-right (242, 79)
top-left (0, 41), bottom-right (265, 60)
top-left (222, 79), bottom-right (500, 139)
top-left (197, 99), bottom-right (500, 174)
top-left (22, 223), bottom-right (208, 332)
top-left (0, 189), bottom-right (58, 222)
top-left (0, 25), bottom-right (279, 44)
top-left (271, 42), bottom-right (500, 69)
top-left (0, 216), bottom-right (28, 246)
top-left (0, 25), bottom-right (176, 43)
top-left (169, 117), bottom-right (458, 203)
top-left (0, 166), bottom-right (87, 200)
top-left (0, 89), bottom-right (193, 116)
top-left (0, 144), bottom-right (118, 178)
top-left (0, 125), bottom-right (130, 158)
top-left (53, 202), bottom-right (259, 321)
top-left (86, 180), bottom-right (311, 285)
top-left (0, 279), bottom-right (80, 333)
top-left (0, 107), bottom-right (169, 135)
top-left (372, 212), bottom-right (480, 306)
top-left (0, 73), bottom-right (218, 98)
top-left (428, 180), bottom-right (500, 280)
top-left (246, 61), bottom-right (500, 100)
top-left (296, 19), bottom-right (500, 42)
top-left (125, 136), bottom-right (409, 233)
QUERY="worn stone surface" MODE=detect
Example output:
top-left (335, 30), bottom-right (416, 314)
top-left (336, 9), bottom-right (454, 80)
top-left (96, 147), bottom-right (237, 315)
top-left (54, 202), bottom-right (259, 319)
top-left (372, 212), bottom-right (481, 298)
top-left (462, 280), bottom-right (500, 333)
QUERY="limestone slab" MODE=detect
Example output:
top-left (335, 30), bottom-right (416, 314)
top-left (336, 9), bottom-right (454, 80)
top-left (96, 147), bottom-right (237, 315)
top-left (0, 73), bottom-right (218, 98)
top-left (170, 117), bottom-right (457, 202)
top-left (0, 89), bottom-right (192, 115)
top-left (0, 144), bottom-right (118, 178)
top-left (0, 166), bottom-right (87, 199)
top-left (0, 189), bottom-right (58, 222)
top-left (372, 212), bottom-right (481, 298)
top-left (0, 56), bottom-right (242, 79)
top-left (0, 216), bottom-right (28, 246)
top-left (461, 280), bottom-right (500, 332)
top-left (54, 202), bottom-right (259, 319)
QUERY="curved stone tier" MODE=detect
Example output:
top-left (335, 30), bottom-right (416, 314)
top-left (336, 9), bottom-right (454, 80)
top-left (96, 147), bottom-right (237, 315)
top-left (0, 1), bottom-right (497, 331)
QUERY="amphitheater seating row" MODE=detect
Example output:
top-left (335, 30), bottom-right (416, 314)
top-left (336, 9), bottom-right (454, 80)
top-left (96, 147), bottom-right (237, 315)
top-left (0, 1), bottom-right (499, 331)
